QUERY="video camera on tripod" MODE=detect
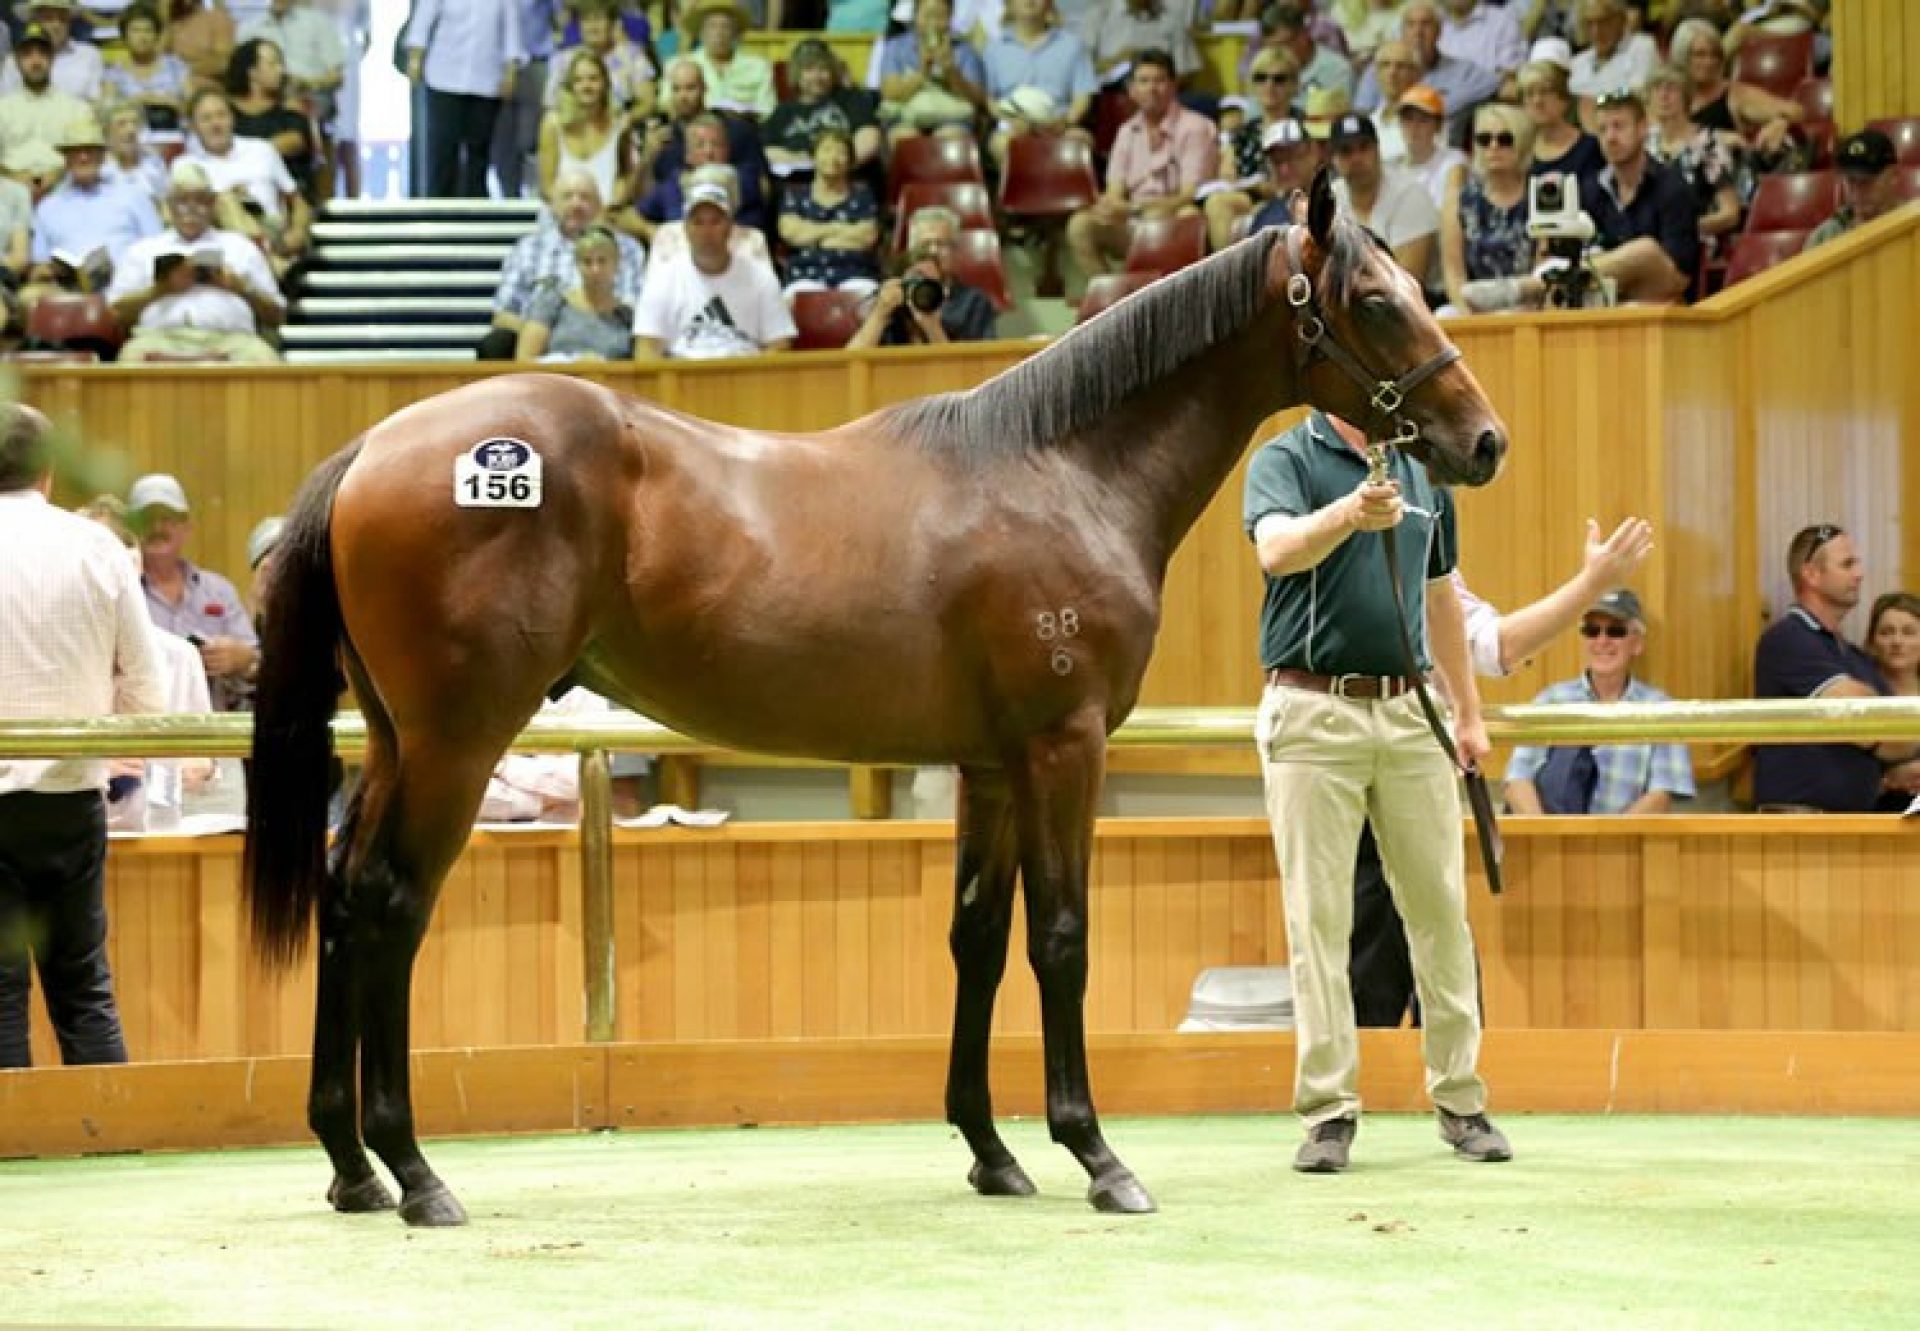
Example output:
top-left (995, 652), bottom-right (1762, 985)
top-left (1525, 172), bottom-right (1610, 309)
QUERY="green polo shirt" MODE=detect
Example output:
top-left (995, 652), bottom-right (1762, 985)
top-left (1241, 413), bottom-right (1457, 676)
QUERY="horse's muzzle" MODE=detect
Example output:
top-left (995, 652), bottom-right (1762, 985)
top-left (1441, 429), bottom-right (1507, 488)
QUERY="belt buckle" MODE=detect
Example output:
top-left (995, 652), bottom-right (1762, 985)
top-left (1330, 673), bottom-right (1365, 699)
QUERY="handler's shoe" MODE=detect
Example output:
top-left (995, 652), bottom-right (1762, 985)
top-left (1293, 1117), bottom-right (1356, 1173)
top-left (1438, 1109), bottom-right (1512, 1162)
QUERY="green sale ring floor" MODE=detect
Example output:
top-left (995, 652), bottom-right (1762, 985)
top-left (3, 1114), bottom-right (1916, 1329)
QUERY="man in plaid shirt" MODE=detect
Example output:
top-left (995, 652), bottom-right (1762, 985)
top-left (480, 168), bottom-right (646, 357)
top-left (1504, 587), bottom-right (1695, 815)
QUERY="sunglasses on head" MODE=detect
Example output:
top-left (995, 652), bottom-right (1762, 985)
top-left (1473, 130), bottom-right (1516, 148)
top-left (1595, 88), bottom-right (1640, 110)
top-left (1794, 523), bottom-right (1844, 566)
top-left (1250, 70), bottom-right (1296, 84)
top-left (1580, 622), bottom-right (1631, 639)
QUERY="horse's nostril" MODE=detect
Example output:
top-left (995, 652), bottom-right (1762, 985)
top-left (1474, 430), bottom-right (1506, 472)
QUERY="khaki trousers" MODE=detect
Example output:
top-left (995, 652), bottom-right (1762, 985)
top-left (1257, 683), bottom-right (1487, 1127)
top-left (121, 326), bottom-right (282, 364)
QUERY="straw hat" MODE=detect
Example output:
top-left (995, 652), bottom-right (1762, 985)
top-left (56, 117), bottom-right (106, 152)
top-left (685, 0), bottom-right (753, 33)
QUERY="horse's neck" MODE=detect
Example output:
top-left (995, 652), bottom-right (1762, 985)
top-left (1088, 313), bottom-right (1301, 569)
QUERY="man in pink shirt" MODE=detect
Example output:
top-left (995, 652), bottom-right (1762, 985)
top-left (1066, 49), bottom-right (1218, 285)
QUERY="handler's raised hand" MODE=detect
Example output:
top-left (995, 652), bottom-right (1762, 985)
top-left (1584, 516), bottom-right (1655, 586)
top-left (1346, 478), bottom-right (1403, 532)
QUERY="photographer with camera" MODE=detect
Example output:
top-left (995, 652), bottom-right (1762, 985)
top-left (848, 205), bottom-right (997, 348)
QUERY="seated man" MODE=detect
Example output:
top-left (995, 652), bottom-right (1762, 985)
top-left (106, 161), bottom-right (285, 363)
top-left (1804, 129), bottom-right (1901, 252)
top-left (1245, 117), bottom-right (1323, 234)
top-left (684, 0), bottom-right (776, 118)
top-left (28, 117), bottom-right (164, 298)
top-left (1065, 50), bottom-right (1217, 283)
top-left (1437, 0), bottom-right (1527, 88)
top-left (1325, 111), bottom-right (1437, 282)
top-left (1752, 524), bottom-right (1916, 812)
top-left (127, 471), bottom-right (260, 713)
top-left (0, 22), bottom-right (94, 190)
top-left (635, 113), bottom-right (771, 240)
top-left (641, 59), bottom-right (770, 188)
top-left (1568, 0), bottom-right (1660, 114)
top-left (1504, 588), bottom-right (1695, 815)
top-left (182, 89), bottom-right (313, 275)
top-left (631, 178), bottom-right (794, 359)
top-left (0, 3), bottom-right (105, 103)
top-left (1353, 2), bottom-right (1500, 145)
top-left (482, 167), bottom-right (648, 358)
top-left (848, 204), bottom-right (998, 347)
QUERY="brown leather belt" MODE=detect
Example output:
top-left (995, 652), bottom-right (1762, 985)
top-left (1266, 668), bottom-right (1418, 700)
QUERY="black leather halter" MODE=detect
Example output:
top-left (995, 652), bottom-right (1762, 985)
top-left (1281, 225), bottom-right (1505, 895)
top-left (1284, 226), bottom-right (1462, 446)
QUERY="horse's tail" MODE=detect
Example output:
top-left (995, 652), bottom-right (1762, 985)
top-left (243, 438), bottom-right (363, 970)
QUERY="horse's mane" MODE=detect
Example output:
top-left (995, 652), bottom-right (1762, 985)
top-left (884, 227), bottom-right (1290, 463)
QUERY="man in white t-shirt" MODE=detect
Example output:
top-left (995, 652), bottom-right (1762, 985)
top-left (105, 160), bottom-right (286, 363)
top-left (632, 179), bottom-right (794, 361)
top-left (183, 89), bottom-right (312, 271)
top-left (1568, 0), bottom-right (1659, 106)
top-left (1326, 112), bottom-right (1438, 284)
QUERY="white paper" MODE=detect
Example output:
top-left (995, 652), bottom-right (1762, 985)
top-left (616, 803), bottom-right (732, 829)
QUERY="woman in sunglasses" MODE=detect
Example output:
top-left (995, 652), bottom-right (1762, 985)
top-left (1504, 588), bottom-right (1696, 816)
top-left (1201, 46), bottom-right (1299, 250)
top-left (1440, 102), bottom-right (1533, 314)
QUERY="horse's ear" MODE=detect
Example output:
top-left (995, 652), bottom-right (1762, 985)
top-left (1307, 167), bottom-right (1336, 249)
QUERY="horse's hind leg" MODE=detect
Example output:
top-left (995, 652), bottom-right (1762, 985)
top-left (944, 767), bottom-right (1035, 1198)
top-left (349, 732), bottom-right (503, 1227)
top-left (1011, 715), bottom-right (1154, 1214)
top-left (312, 783), bottom-right (394, 1213)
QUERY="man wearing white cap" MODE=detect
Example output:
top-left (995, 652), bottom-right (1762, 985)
top-left (106, 159), bottom-right (285, 363)
top-left (127, 472), bottom-right (261, 713)
top-left (632, 177), bottom-right (793, 360)
top-left (0, 4), bottom-right (106, 104)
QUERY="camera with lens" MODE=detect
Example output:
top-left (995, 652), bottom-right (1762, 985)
top-left (1525, 172), bottom-right (1609, 309)
top-left (902, 273), bottom-right (946, 314)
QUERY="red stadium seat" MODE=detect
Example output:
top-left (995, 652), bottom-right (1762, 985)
top-left (1123, 213), bottom-right (1208, 275)
top-left (1791, 76), bottom-right (1832, 124)
top-left (997, 133), bottom-right (1099, 218)
top-left (1732, 30), bottom-right (1813, 98)
top-left (947, 228), bottom-right (1011, 311)
top-left (885, 134), bottom-right (984, 212)
top-left (1076, 271), bottom-right (1159, 322)
top-left (1798, 119), bottom-right (1835, 169)
top-left (1868, 117), bottom-right (1920, 166)
top-left (1744, 171), bottom-right (1837, 234)
top-left (1090, 87), bottom-right (1134, 160)
top-left (26, 293), bottom-right (124, 356)
top-left (790, 289), bottom-right (866, 350)
top-left (1722, 229), bottom-right (1810, 286)
top-left (1892, 164), bottom-right (1920, 205)
top-left (892, 180), bottom-right (995, 251)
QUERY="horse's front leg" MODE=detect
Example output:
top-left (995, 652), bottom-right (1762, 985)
top-left (1011, 712), bottom-right (1155, 1214)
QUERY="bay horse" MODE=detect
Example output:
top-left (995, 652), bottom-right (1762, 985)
top-left (243, 172), bottom-right (1508, 1228)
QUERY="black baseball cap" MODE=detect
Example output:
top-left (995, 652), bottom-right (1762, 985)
top-left (1328, 112), bottom-right (1378, 148)
top-left (1837, 128), bottom-right (1895, 177)
top-left (16, 22), bottom-right (53, 51)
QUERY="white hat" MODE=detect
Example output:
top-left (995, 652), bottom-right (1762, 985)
top-left (1527, 37), bottom-right (1573, 70)
top-left (684, 180), bottom-right (733, 215)
top-left (168, 158), bottom-right (213, 193)
top-left (1261, 117), bottom-right (1309, 152)
top-left (995, 87), bottom-right (1060, 125)
top-left (128, 473), bottom-right (190, 514)
top-left (246, 515), bottom-right (285, 569)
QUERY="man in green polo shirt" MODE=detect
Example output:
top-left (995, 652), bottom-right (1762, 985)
top-left (1244, 409), bottom-right (1510, 1174)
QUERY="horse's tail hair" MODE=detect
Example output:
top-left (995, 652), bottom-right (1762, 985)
top-left (243, 438), bottom-right (363, 970)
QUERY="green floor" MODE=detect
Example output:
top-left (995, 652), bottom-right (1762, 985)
top-left (3, 1115), bottom-right (1916, 1329)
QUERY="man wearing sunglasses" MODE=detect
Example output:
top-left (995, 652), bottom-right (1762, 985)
top-left (1503, 588), bottom-right (1695, 815)
top-left (1752, 525), bottom-right (1918, 812)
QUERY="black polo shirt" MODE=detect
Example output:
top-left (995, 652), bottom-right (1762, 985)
top-left (1579, 155), bottom-right (1701, 281)
top-left (1242, 413), bottom-right (1457, 676)
top-left (1752, 606), bottom-right (1891, 811)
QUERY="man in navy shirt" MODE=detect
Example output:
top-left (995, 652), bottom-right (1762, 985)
top-left (1752, 524), bottom-right (1916, 811)
top-left (1575, 89), bottom-right (1697, 303)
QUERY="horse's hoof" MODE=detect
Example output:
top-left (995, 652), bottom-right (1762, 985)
top-left (967, 1159), bottom-right (1038, 1198)
top-left (397, 1182), bottom-right (469, 1228)
top-left (1088, 1169), bottom-right (1156, 1215)
top-left (327, 1173), bottom-right (396, 1213)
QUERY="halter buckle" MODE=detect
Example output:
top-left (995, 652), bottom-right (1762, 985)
top-left (1297, 314), bottom-right (1325, 345)
top-left (1286, 273), bottom-right (1312, 308)
top-left (1369, 382), bottom-right (1405, 417)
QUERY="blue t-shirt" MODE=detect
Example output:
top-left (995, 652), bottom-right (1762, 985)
top-left (1752, 606), bottom-right (1891, 811)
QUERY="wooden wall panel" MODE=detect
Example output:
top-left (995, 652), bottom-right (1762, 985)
top-left (26, 818), bottom-right (1920, 1069)
top-left (1831, 0), bottom-right (1920, 129)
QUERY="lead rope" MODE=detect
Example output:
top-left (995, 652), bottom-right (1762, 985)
top-left (1365, 442), bottom-right (1504, 895)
